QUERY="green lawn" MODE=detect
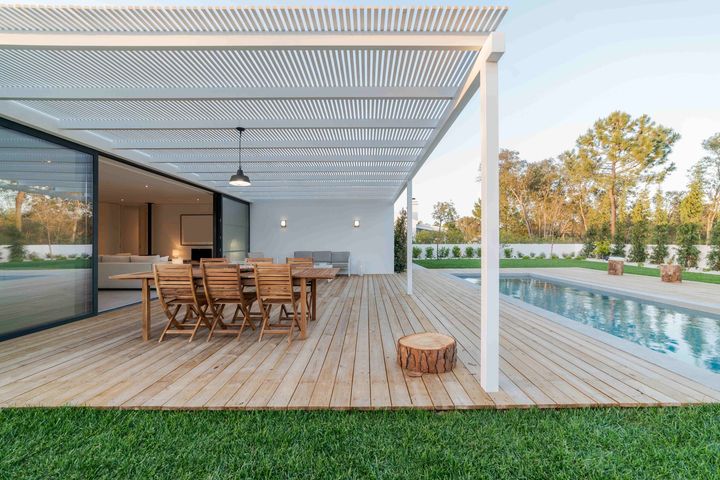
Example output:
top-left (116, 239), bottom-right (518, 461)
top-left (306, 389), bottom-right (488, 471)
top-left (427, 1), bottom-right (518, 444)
top-left (0, 258), bottom-right (91, 270)
top-left (1, 407), bottom-right (719, 479)
top-left (413, 258), bottom-right (720, 285)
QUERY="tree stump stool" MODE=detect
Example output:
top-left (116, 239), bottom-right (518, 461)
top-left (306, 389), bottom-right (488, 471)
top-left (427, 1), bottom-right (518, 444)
top-left (397, 333), bottom-right (456, 376)
top-left (608, 259), bottom-right (624, 276)
top-left (660, 264), bottom-right (682, 283)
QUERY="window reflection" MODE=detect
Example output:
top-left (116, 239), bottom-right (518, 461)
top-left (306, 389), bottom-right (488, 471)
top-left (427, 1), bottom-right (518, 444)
top-left (0, 126), bottom-right (94, 336)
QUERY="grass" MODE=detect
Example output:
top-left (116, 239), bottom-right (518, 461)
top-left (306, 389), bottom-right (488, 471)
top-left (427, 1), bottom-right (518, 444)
top-left (413, 258), bottom-right (720, 284)
top-left (1, 407), bottom-right (720, 479)
top-left (0, 258), bottom-right (91, 270)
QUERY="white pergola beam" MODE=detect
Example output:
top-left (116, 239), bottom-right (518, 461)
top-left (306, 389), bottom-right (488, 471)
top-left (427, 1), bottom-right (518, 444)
top-left (58, 118), bottom-right (439, 130)
top-left (147, 155), bottom-right (418, 164)
top-left (478, 32), bottom-right (504, 393)
top-left (0, 86), bottom-right (457, 101)
top-left (112, 140), bottom-right (426, 149)
top-left (0, 32), bottom-right (487, 50)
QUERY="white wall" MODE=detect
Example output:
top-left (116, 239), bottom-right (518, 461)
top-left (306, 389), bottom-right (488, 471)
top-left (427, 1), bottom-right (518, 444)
top-left (152, 203), bottom-right (213, 258)
top-left (250, 200), bottom-right (393, 274)
top-left (99, 202), bottom-right (141, 254)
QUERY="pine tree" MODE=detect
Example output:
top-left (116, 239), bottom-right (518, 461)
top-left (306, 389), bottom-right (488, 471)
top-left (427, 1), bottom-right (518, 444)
top-left (628, 191), bottom-right (649, 262)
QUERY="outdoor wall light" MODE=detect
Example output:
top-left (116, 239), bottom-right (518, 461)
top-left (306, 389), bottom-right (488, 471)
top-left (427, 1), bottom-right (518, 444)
top-left (280, 219), bottom-right (287, 228)
top-left (353, 219), bottom-right (360, 228)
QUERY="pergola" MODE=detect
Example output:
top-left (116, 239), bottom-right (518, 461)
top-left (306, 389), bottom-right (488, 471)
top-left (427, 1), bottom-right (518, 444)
top-left (0, 5), bottom-right (506, 391)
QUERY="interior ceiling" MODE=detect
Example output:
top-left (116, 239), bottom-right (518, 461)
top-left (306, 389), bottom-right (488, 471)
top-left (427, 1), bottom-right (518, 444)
top-left (99, 158), bottom-right (212, 206)
top-left (0, 5), bottom-right (507, 202)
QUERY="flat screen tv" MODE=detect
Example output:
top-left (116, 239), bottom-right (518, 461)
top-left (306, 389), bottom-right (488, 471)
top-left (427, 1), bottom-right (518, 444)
top-left (191, 248), bottom-right (213, 262)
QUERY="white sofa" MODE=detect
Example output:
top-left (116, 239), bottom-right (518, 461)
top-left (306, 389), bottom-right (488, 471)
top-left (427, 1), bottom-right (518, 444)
top-left (98, 254), bottom-right (169, 289)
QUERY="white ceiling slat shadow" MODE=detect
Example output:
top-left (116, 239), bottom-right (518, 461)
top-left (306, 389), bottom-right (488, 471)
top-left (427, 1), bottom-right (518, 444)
top-left (0, 5), bottom-right (506, 202)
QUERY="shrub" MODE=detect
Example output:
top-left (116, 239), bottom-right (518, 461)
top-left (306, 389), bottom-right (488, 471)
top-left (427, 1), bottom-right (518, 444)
top-left (707, 222), bottom-right (720, 271)
top-left (628, 222), bottom-right (648, 263)
top-left (676, 223), bottom-right (701, 268)
top-left (6, 226), bottom-right (26, 262)
top-left (393, 210), bottom-right (407, 273)
top-left (437, 247), bottom-right (450, 259)
top-left (464, 246), bottom-right (475, 258)
top-left (529, 252), bottom-right (536, 258)
top-left (503, 247), bottom-right (513, 259)
top-left (452, 245), bottom-right (462, 258)
top-left (550, 253), bottom-right (558, 260)
top-left (650, 224), bottom-right (670, 264)
top-left (538, 252), bottom-right (547, 259)
top-left (580, 229), bottom-right (596, 258)
top-left (425, 246), bottom-right (434, 259)
top-left (476, 247), bottom-right (482, 258)
top-left (569, 252), bottom-right (576, 258)
top-left (561, 252), bottom-right (571, 259)
top-left (412, 246), bottom-right (422, 259)
top-left (610, 231), bottom-right (626, 258)
top-left (593, 240), bottom-right (611, 260)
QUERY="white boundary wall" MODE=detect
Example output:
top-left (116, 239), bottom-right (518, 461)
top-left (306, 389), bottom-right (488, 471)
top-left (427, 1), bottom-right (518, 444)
top-left (414, 243), bottom-right (715, 269)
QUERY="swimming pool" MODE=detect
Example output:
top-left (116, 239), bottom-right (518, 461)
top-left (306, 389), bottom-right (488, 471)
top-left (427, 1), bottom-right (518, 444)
top-left (455, 273), bottom-right (720, 374)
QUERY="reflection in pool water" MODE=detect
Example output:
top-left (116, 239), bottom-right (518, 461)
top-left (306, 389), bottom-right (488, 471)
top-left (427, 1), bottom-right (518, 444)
top-left (457, 274), bottom-right (720, 374)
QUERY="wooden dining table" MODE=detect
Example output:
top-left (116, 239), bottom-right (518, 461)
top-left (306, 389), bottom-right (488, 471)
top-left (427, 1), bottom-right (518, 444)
top-left (110, 265), bottom-right (340, 341)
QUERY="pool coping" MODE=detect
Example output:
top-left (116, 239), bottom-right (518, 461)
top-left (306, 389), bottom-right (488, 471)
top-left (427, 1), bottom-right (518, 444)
top-left (438, 268), bottom-right (720, 393)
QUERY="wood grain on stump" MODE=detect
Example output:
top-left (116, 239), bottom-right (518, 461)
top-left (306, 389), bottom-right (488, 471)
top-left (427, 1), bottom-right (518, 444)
top-left (397, 332), bottom-right (456, 376)
top-left (608, 259), bottom-right (624, 276)
top-left (660, 264), bottom-right (682, 283)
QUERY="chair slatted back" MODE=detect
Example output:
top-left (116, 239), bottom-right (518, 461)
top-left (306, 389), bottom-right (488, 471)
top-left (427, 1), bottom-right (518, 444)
top-left (202, 263), bottom-right (244, 303)
top-left (153, 264), bottom-right (198, 307)
top-left (200, 258), bottom-right (229, 265)
top-left (254, 263), bottom-right (294, 302)
top-left (286, 257), bottom-right (314, 268)
top-left (246, 257), bottom-right (274, 265)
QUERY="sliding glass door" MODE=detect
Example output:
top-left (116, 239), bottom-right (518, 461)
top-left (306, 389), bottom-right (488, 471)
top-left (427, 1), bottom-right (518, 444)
top-left (217, 195), bottom-right (249, 263)
top-left (0, 125), bottom-right (95, 338)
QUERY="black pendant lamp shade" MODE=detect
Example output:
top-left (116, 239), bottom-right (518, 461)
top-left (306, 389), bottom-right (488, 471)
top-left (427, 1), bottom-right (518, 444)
top-left (229, 127), bottom-right (251, 186)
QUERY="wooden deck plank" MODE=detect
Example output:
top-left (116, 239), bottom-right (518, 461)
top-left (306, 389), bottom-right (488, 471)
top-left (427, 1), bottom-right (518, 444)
top-left (1, 268), bottom-right (718, 410)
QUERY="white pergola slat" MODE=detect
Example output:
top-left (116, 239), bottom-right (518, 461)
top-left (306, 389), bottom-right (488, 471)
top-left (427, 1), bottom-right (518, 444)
top-left (0, 4), bottom-right (506, 203)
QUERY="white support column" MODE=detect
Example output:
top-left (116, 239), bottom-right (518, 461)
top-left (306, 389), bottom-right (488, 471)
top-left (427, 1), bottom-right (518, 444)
top-left (406, 180), bottom-right (413, 295)
top-left (479, 33), bottom-right (504, 393)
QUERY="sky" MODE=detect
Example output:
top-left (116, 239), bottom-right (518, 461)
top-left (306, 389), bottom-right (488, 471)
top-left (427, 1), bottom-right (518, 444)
top-left (6, 0), bottom-right (720, 222)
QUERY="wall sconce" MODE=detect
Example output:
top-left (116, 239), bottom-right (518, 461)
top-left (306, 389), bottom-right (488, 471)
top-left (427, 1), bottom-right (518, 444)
top-left (172, 249), bottom-right (181, 258)
top-left (353, 219), bottom-right (360, 228)
top-left (280, 219), bottom-right (287, 228)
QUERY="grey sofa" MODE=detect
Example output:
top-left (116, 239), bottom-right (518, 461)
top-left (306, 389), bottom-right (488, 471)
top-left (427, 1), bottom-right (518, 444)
top-left (293, 250), bottom-right (350, 275)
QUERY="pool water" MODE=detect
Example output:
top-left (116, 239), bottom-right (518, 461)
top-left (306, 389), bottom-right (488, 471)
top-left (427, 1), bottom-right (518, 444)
top-left (457, 274), bottom-right (720, 374)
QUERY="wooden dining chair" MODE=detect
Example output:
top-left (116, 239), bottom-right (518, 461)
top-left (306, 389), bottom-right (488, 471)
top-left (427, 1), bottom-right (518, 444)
top-left (254, 263), bottom-right (302, 343)
top-left (200, 257), bottom-right (229, 265)
top-left (286, 257), bottom-right (313, 319)
top-left (201, 263), bottom-right (257, 340)
top-left (153, 264), bottom-right (212, 342)
top-left (246, 257), bottom-right (274, 265)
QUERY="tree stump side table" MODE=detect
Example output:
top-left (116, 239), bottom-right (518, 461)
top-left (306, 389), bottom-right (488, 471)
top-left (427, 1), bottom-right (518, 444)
top-left (397, 332), bottom-right (456, 376)
top-left (660, 264), bottom-right (682, 283)
top-left (608, 259), bottom-right (624, 276)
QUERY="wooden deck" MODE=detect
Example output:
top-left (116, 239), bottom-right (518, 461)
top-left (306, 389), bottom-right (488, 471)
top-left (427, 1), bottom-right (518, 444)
top-left (1, 268), bottom-right (719, 410)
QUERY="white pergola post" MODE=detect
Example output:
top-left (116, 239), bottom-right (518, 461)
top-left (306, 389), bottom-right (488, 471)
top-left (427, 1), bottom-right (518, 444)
top-left (479, 33), bottom-right (505, 393)
top-left (406, 180), bottom-right (413, 295)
